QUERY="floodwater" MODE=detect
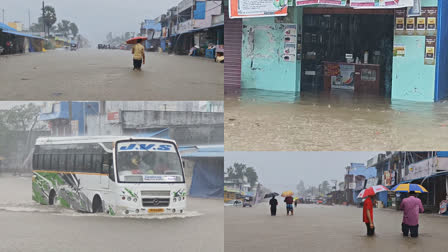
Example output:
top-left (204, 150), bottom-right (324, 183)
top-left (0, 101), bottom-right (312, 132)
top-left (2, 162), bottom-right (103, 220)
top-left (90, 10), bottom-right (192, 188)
top-left (0, 174), bottom-right (223, 252)
top-left (225, 202), bottom-right (448, 252)
top-left (225, 88), bottom-right (448, 151)
top-left (0, 49), bottom-right (223, 100)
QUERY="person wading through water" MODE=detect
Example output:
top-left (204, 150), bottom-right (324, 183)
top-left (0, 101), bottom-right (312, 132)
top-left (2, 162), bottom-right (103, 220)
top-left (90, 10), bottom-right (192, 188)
top-left (132, 39), bottom-right (145, 71)
top-left (269, 196), bottom-right (278, 216)
top-left (363, 195), bottom-right (375, 236)
top-left (284, 195), bottom-right (294, 216)
top-left (400, 191), bottom-right (424, 238)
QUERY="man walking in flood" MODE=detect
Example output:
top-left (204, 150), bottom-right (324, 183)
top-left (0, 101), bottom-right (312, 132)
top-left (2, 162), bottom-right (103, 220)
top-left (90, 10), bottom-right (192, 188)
top-left (269, 196), bottom-right (278, 216)
top-left (284, 195), bottom-right (294, 216)
top-left (132, 39), bottom-right (145, 71)
top-left (363, 195), bottom-right (375, 236)
top-left (400, 191), bottom-right (424, 238)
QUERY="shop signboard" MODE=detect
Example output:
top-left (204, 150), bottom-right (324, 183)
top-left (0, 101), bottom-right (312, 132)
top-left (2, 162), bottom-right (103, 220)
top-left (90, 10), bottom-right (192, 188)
top-left (229, 0), bottom-right (288, 19)
top-left (350, 0), bottom-right (399, 8)
top-left (296, 0), bottom-right (346, 6)
top-left (425, 36), bottom-right (436, 65)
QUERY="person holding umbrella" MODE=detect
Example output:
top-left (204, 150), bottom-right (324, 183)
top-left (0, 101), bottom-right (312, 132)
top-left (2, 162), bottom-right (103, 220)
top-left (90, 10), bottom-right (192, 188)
top-left (358, 185), bottom-right (389, 236)
top-left (393, 183), bottom-right (427, 238)
top-left (269, 195), bottom-right (278, 216)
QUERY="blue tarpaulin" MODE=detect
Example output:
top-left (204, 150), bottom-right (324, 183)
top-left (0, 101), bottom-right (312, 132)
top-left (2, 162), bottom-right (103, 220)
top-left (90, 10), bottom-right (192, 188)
top-left (189, 157), bottom-right (224, 198)
top-left (437, 152), bottom-right (448, 158)
top-left (0, 22), bottom-right (44, 40)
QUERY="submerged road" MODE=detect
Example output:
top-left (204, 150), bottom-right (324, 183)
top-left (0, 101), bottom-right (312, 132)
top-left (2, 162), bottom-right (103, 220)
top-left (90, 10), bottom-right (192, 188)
top-left (0, 175), bottom-right (223, 252)
top-left (225, 203), bottom-right (448, 252)
top-left (225, 88), bottom-right (448, 151)
top-left (0, 49), bottom-right (223, 101)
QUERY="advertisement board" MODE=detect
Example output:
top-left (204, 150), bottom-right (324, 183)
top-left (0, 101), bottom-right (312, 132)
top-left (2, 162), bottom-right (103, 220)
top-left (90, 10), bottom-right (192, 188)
top-left (229, 0), bottom-right (288, 19)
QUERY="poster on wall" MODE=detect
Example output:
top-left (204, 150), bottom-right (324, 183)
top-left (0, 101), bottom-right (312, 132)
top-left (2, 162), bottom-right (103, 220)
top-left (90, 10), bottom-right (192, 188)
top-left (393, 45), bottom-right (406, 57)
top-left (395, 7), bottom-right (438, 36)
top-left (395, 9), bottom-right (406, 35)
top-left (407, 0), bottom-right (421, 17)
top-left (405, 17), bottom-right (415, 35)
top-left (229, 0), bottom-right (288, 19)
top-left (350, 0), bottom-right (399, 8)
top-left (426, 7), bottom-right (438, 36)
top-left (282, 24), bottom-right (297, 62)
top-left (330, 64), bottom-right (355, 91)
top-left (425, 36), bottom-right (436, 65)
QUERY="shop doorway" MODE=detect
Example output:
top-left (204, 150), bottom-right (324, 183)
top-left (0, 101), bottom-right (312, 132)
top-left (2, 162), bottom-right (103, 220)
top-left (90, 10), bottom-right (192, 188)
top-left (300, 10), bottom-right (394, 97)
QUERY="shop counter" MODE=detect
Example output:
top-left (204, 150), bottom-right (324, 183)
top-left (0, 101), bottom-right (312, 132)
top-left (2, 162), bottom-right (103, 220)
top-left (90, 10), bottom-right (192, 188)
top-left (323, 61), bottom-right (381, 95)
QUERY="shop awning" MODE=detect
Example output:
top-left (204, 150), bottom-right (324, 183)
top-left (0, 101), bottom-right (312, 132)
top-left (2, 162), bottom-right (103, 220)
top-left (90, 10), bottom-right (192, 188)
top-left (179, 23), bottom-right (224, 35)
top-left (399, 171), bottom-right (448, 184)
top-left (0, 26), bottom-right (45, 40)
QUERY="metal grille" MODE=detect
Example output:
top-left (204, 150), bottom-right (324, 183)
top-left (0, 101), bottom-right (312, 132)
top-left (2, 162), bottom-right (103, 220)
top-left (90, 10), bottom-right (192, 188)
top-left (142, 198), bottom-right (170, 207)
top-left (141, 190), bottom-right (171, 197)
top-left (224, 8), bottom-right (242, 87)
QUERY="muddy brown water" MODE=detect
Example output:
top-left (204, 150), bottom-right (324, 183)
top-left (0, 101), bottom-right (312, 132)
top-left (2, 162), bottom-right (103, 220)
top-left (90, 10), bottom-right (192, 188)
top-left (0, 175), bottom-right (223, 252)
top-left (225, 88), bottom-right (448, 151)
top-left (225, 203), bottom-right (448, 252)
top-left (0, 49), bottom-right (223, 101)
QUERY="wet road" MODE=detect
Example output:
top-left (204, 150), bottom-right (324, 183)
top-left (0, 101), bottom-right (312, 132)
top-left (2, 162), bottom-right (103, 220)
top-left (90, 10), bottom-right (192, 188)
top-left (225, 88), bottom-right (448, 151)
top-left (0, 175), bottom-right (223, 252)
top-left (225, 203), bottom-right (448, 252)
top-left (0, 49), bottom-right (223, 101)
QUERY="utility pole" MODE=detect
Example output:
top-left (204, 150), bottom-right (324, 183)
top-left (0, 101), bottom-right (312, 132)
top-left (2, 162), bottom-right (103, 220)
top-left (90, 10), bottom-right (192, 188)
top-left (28, 9), bottom-right (31, 31)
top-left (42, 1), bottom-right (45, 37)
top-left (2, 9), bottom-right (4, 23)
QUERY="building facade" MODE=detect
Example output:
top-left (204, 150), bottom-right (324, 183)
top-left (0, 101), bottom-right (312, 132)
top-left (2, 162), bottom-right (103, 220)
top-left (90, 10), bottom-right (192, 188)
top-left (229, 0), bottom-right (448, 102)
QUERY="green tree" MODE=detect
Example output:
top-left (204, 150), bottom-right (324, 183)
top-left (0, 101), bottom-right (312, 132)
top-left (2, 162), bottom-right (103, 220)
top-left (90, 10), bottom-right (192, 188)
top-left (42, 5), bottom-right (57, 37)
top-left (69, 23), bottom-right (79, 37)
top-left (245, 167), bottom-right (258, 188)
top-left (56, 19), bottom-right (71, 37)
top-left (0, 104), bottom-right (41, 131)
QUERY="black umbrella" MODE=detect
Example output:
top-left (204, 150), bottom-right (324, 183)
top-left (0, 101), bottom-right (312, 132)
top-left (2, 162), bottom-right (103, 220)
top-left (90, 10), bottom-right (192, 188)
top-left (264, 192), bottom-right (279, 198)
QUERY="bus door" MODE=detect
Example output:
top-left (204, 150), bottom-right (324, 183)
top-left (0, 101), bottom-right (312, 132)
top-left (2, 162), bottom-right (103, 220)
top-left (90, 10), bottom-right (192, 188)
top-left (100, 153), bottom-right (113, 189)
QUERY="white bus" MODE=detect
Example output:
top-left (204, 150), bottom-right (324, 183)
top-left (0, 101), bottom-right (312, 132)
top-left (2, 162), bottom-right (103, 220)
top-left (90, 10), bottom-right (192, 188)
top-left (32, 136), bottom-right (187, 215)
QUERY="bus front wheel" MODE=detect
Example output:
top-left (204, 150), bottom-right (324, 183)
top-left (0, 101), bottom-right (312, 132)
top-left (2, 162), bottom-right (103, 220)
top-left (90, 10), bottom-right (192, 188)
top-left (92, 195), bottom-right (103, 213)
top-left (48, 190), bottom-right (56, 205)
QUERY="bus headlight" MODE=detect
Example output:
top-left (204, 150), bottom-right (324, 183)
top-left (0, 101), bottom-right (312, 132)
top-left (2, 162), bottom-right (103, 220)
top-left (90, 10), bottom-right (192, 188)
top-left (127, 197), bottom-right (131, 201)
top-left (173, 198), bottom-right (177, 202)
top-left (121, 196), bottom-right (125, 200)
top-left (133, 198), bottom-right (137, 202)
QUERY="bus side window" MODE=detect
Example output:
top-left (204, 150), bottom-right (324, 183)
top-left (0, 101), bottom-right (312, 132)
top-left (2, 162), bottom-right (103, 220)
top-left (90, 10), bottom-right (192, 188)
top-left (103, 153), bottom-right (114, 181)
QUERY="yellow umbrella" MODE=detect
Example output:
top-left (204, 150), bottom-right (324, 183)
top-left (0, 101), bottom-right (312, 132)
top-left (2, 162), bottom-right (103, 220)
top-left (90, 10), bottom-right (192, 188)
top-left (281, 190), bottom-right (294, 197)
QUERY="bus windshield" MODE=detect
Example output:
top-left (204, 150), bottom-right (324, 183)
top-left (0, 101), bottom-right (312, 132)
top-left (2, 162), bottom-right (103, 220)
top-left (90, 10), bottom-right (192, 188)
top-left (116, 141), bottom-right (184, 183)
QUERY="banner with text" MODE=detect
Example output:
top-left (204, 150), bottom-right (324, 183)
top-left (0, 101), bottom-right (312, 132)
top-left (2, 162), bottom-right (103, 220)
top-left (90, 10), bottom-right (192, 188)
top-left (229, 0), bottom-right (288, 19)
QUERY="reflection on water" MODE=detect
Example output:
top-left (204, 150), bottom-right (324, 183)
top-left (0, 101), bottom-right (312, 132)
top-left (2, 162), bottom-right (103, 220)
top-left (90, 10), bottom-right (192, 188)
top-left (225, 87), bottom-right (448, 151)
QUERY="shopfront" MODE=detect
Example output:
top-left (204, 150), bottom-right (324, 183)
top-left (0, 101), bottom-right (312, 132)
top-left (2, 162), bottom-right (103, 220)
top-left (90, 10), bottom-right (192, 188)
top-left (237, 0), bottom-right (448, 102)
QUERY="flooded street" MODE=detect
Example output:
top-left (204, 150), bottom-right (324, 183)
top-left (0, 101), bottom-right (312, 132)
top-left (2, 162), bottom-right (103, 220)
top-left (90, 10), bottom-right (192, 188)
top-left (0, 49), bottom-right (223, 100)
top-left (0, 174), bottom-right (223, 252)
top-left (225, 202), bottom-right (448, 252)
top-left (225, 88), bottom-right (448, 151)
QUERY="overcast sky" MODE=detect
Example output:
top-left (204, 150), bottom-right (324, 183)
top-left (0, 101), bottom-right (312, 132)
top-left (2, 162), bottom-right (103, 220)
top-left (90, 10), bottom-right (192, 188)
top-left (225, 152), bottom-right (382, 193)
top-left (1, 0), bottom-right (182, 44)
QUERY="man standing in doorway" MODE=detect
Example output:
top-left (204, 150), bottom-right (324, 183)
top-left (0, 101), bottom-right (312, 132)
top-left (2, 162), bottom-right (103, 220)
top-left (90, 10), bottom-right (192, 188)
top-left (400, 191), bottom-right (424, 238)
top-left (363, 195), bottom-right (375, 236)
top-left (132, 39), bottom-right (145, 71)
